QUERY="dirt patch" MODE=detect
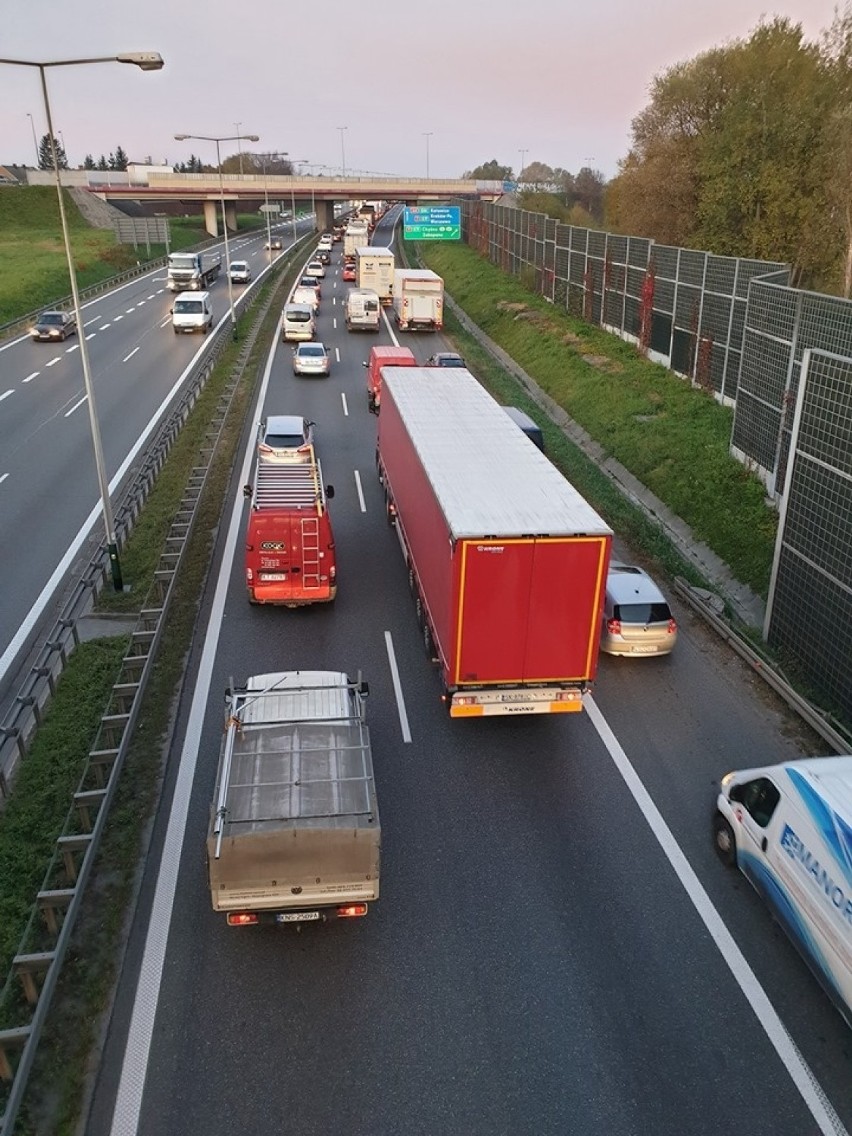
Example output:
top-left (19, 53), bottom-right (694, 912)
top-left (562, 332), bottom-right (583, 345)
top-left (496, 301), bottom-right (528, 313)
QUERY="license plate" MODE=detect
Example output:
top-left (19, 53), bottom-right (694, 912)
top-left (631, 644), bottom-right (658, 654)
top-left (276, 911), bottom-right (321, 923)
top-left (260, 572), bottom-right (287, 582)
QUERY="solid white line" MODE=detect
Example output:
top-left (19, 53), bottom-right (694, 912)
top-left (83, 317), bottom-right (101, 328)
top-left (22, 372), bottom-right (39, 384)
top-left (46, 357), bottom-right (61, 368)
top-left (123, 348), bottom-right (140, 363)
top-left (159, 318), bottom-right (171, 329)
top-left (353, 469), bottom-right (366, 512)
top-left (0, 390), bottom-right (13, 402)
top-left (341, 392), bottom-right (349, 418)
top-left (108, 308), bottom-right (279, 1136)
top-left (64, 396), bottom-right (87, 418)
top-left (583, 695), bottom-right (846, 1136)
top-left (0, 473), bottom-right (8, 485)
top-left (384, 631), bottom-right (412, 743)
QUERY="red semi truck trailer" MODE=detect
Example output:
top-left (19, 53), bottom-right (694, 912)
top-left (377, 368), bottom-right (612, 717)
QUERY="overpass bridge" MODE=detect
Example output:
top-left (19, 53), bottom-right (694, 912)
top-left (91, 172), bottom-right (504, 235)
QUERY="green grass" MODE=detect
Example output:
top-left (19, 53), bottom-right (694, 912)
top-left (410, 239), bottom-right (777, 598)
top-left (0, 187), bottom-right (272, 326)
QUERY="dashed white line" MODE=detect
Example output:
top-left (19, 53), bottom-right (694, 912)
top-left (64, 395), bottom-right (87, 418)
top-left (66, 344), bottom-right (79, 353)
top-left (113, 314), bottom-right (124, 322)
top-left (146, 294), bottom-right (157, 300)
top-left (383, 631), bottom-right (412, 743)
top-left (101, 323), bottom-right (111, 330)
top-left (126, 307), bottom-right (136, 314)
top-left (23, 372), bottom-right (39, 384)
top-left (335, 346), bottom-right (341, 363)
top-left (0, 389), bottom-right (13, 402)
top-left (353, 469), bottom-right (366, 511)
top-left (85, 333), bottom-right (97, 341)
top-left (341, 392), bottom-right (349, 417)
top-left (46, 357), bottom-right (61, 368)
top-left (159, 317), bottom-right (171, 329)
top-left (0, 473), bottom-right (8, 486)
top-left (123, 347), bottom-right (140, 363)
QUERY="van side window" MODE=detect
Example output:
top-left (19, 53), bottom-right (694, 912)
top-left (733, 778), bottom-right (780, 828)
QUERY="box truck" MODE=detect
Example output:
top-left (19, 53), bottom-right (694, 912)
top-left (392, 269), bottom-right (443, 331)
top-left (363, 345), bottom-right (417, 413)
top-left (208, 671), bottom-right (380, 926)
top-left (377, 368), bottom-right (612, 716)
top-left (355, 246), bottom-right (394, 304)
top-left (715, 755), bottom-right (852, 1028)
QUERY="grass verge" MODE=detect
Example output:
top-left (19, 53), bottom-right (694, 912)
top-left (408, 239), bottom-right (777, 597)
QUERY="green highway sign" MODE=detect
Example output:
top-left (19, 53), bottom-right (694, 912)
top-left (403, 205), bottom-right (461, 241)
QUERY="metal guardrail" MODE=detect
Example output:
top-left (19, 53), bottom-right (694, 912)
top-left (0, 238), bottom-right (307, 1134)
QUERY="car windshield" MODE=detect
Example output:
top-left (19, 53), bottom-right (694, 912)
top-left (174, 300), bottom-right (202, 313)
top-left (614, 602), bottom-right (672, 625)
top-left (39, 313), bottom-right (63, 325)
top-left (231, 263), bottom-right (247, 271)
top-left (265, 433), bottom-right (304, 449)
top-left (300, 346), bottom-right (325, 357)
top-left (301, 277), bottom-right (318, 286)
top-left (286, 310), bottom-right (311, 323)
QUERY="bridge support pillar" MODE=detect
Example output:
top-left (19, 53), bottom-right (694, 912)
top-left (315, 199), bottom-right (336, 233)
top-left (203, 200), bottom-right (219, 237)
top-left (224, 202), bottom-right (238, 232)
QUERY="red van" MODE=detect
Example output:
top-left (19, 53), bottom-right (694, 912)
top-left (363, 345), bottom-right (416, 414)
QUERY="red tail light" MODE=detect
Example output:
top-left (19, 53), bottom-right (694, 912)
top-left (227, 912), bottom-right (259, 927)
top-left (667, 619), bottom-right (677, 634)
top-left (606, 618), bottom-right (621, 635)
top-left (336, 904), bottom-right (367, 918)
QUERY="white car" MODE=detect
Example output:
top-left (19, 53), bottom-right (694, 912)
top-left (306, 259), bottom-right (326, 279)
top-left (293, 342), bottom-right (330, 377)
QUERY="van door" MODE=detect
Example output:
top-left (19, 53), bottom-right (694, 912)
top-left (729, 775), bottom-right (782, 887)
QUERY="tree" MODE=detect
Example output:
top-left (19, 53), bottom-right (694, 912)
top-left (521, 160), bottom-right (555, 188)
top-left (463, 159), bottom-right (514, 181)
top-left (96, 155), bottom-right (108, 171)
top-left (37, 133), bottom-right (68, 170)
top-left (83, 154), bottom-right (96, 170)
top-left (109, 145), bottom-right (128, 171)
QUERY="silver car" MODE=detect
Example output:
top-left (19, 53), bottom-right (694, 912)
top-left (600, 563), bottom-right (678, 656)
top-left (293, 342), bottom-right (330, 377)
top-left (257, 414), bottom-right (315, 464)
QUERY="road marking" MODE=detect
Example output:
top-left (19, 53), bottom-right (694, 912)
top-left (46, 357), bottom-right (61, 368)
top-left (101, 323), bottom-right (111, 330)
top-left (66, 344), bottom-right (79, 353)
top-left (126, 308), bottom-right (136, 314)
top-left (159, 317), bottom-right (171, 328)
top-left (137, 300), bottom-right (146, 306)
top-left (333, 317), bottom-right (338, 330)
top-left (83, 316), bottom-right (101, 328)
top-left (22, 372), bottom-right (39, 384)
top-left (353, 468), bottom-right (366, 511)
top-left (108, 308), bottom-right (280, 1136)
top-left (384, 631), bottom-right (412, 743)
top-left (113, 314), bottom-right (124, 321)
top-left (64, 396), bottom-right (87, 418)
top-left (147, 294), bottom-right (157, 300)
top-left (0, 389), bottom-right (13, 402)
top-left (85, 333), bottom-right (97, 341)
top-left (123, 348), bottom-right (140, 363)
top-left (341, 392), bottom-right (349, 417)
top-left (335, 346), bottom-right (341, 363)
top-left (0, 473), bottom-right (8, 486)
top-left (583, 695), bottom-right (846, 1136)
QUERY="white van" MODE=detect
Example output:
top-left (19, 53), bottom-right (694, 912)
top-left (344, 288), bottom-right (381, 331)
top-left (281, 303), bottom-right (316, 343)
top-left (291, 285), bottom-right (319, 313)
top-left (715, 755), bottom-right (852, 1027)
top-left (171, 291), bottom-right (214, 334)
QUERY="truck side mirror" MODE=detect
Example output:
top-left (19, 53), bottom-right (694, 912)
top-left (362, 360), bottom-right (368, 368)
top-left (243, 484), bottom-right (253, 499)
top-left (326, 485), bottom-right (335, 499)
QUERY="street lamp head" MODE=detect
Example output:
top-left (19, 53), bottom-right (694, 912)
top-left (245, 134), bottom-right (260, 143)
top-left (116, 52), bottom-right (164, 71)
top-left (174, 133), bottom-right (189, 141)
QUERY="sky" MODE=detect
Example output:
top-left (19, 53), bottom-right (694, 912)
top-left (0, 0), bottom-right (844, 181)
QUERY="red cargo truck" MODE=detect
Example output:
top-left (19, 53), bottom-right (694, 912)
top-left (377, 368), bottom-right (612, 717)
top-left (244, 452), bottom-right (337, 606)
top-left (363, 344), bottom-right (417, 414)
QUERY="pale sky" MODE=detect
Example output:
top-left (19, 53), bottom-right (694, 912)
top-left (1, 0), bottom-right (843, 180)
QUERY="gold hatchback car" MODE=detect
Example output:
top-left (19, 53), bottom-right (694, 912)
top-left (600, 563), bottom-right (678, 657)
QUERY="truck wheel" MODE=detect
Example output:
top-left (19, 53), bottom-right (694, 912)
top-left (415, 593), bottom-right (424, 626)
top-left (408, 566), bottom-right (416, 593)
top-left (423, 621), bottom-right (435, 660)
top-left (713, 815), bottom-right (737, 867)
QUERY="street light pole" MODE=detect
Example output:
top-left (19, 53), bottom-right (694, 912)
top-left (337, 126), bottom-right (348, 177)
top-left (234, 121), bottom-right (243, 175)
top-left (26, 111), bottom-right (39, 166)
top-left (423, 131), bottom-right (433, 179)
top-left (174, 130), bottom-right (259, 339)
top-left (1, 52), bottom-right (165, 592)
top-left (519, 149), bottom-right (528, 183)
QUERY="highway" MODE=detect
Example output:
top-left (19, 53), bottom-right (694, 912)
top-left (0, 219), bottom-right (305, 701)
top-left (85, 214), bottom-right (851, 1136)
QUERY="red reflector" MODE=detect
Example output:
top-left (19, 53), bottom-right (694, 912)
top-left (668, 619), bottom-right (677, 634)
top-left (227, 912), bottom-right (259, 926)
top-left (336, 904), bottom-right (367, 918)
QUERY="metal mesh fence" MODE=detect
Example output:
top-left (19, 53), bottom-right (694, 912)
top-left (767, 350), bottom-right (852, 723)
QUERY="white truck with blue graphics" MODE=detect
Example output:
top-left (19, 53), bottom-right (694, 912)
top-left (714, 756), bottom-right (852, 1028)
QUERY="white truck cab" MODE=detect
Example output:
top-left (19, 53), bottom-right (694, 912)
top-left (715, 755), bottom-right (852, 1028)
top-left (171, 291), bottom-right (214, 334)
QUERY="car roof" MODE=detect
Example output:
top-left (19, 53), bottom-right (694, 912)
top-left (606, 563), bottom-right (667, 603)
top-left (231, 260), bottom-right (248, 267)
top-left (265, 414), bottom-right (306, 433)
top-left (297, 341), bottom-right (326, 350)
